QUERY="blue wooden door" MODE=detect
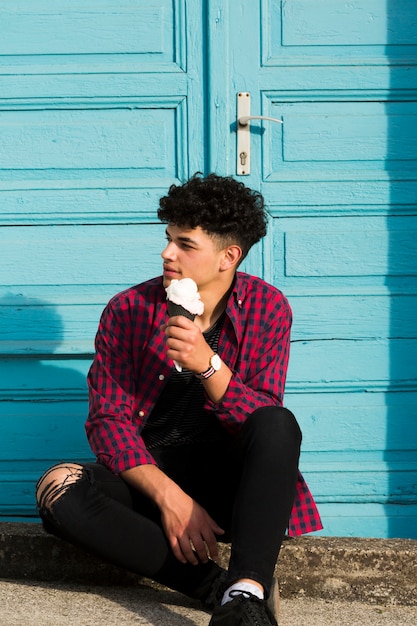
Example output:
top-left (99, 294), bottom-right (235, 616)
top-left (213, 0), bottom-right (417, 539)
top-left (1, 1), bottom-right (416, 539)
top-left (0, 0), bottom-right (206, 518)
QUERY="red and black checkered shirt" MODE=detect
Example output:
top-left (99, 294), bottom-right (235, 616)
top-left (86, 272), bottom-right (323, 536)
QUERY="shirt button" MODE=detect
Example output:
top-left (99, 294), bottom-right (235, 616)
top-left (138, 410), bottom-right (145, 417)
top-left (238, 299), bottom-right (242, 306)
top-left (159, 374), bottom-right (165, 381)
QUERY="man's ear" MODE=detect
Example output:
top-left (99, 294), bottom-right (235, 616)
top-left (220, 245), bottom-right (243, 271)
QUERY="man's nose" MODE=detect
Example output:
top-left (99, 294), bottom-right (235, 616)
top-left (161, 241), bottom-right (176, 259)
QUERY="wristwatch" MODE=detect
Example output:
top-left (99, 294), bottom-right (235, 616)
top-left (196, 353), bottom-right (222, 379)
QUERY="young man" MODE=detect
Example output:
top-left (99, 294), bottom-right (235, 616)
top-left (36, 174), bottom-right (322, 626)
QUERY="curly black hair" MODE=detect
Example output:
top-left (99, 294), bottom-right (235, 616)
top-left (157, 173), bottom-right (268, 260)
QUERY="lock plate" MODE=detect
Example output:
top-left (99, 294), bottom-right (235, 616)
top-left (237, 92), bottom-right (250, 175)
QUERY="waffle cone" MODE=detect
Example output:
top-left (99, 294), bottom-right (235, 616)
top-left (167, 301), bottom-right (196, 321)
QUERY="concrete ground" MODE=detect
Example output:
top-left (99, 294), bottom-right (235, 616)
top-left (1, 579), bottom-right (417, 626)
top-left (1, 523), bottom-right (416, 625)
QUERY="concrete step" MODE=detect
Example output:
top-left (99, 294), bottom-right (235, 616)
top-left (0, 523), bottom-right (416, 606)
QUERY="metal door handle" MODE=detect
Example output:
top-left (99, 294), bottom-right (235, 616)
top-left (236, 92), bottom-right (283, 175)
top-left (238, 115), bottom-right (283, 127)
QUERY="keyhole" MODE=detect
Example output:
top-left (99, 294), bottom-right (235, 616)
top-left (240, 151), bottom-right (247, 166)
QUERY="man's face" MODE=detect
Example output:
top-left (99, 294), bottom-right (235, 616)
top-left (161, 224), bottom-right (225, 290)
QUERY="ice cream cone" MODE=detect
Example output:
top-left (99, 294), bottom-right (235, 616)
top-left (167, 301), bottom-right (196, 321)
top-left (165, 278), bottom-right (204, 372)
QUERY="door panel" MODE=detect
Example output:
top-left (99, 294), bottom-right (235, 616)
top-left (271, 0), bottom-right (417, 58)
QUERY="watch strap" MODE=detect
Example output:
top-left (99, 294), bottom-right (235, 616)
top-left (195, 365), bottom-right (216, 380)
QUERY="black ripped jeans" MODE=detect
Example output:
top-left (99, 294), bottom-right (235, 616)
top-left (37, 407), bottom-right (301, 600)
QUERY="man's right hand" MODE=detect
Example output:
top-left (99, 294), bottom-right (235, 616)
top-left (120, 463), bottom-right (224, 565)
top-left (160, 486), bottom-right (225, 564)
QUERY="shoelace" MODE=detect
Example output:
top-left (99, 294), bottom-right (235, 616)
top-left (228, 590), bottom-right (277, 626)
top-left (229, 590), bottom-right (255, 600)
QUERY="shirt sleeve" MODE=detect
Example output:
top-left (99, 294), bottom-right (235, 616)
top-left (205, 289), bottom-right (292, 432)
top-left (85, 298), bottom-right (156, 474)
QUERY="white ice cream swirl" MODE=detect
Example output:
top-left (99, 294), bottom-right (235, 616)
top-left (165, 278), bottom-right (204, 316)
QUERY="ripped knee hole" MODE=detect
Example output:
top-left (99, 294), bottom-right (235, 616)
top-left (36, 464), bottom-right (84, 511)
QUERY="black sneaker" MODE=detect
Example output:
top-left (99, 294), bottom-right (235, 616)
top-left (208, 590), bottom-right (279, 625)
top-left (200, 569), bottom-right (228, 611)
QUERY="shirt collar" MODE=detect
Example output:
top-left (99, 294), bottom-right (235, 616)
top-left (228, 272), bottom-right (248, 313)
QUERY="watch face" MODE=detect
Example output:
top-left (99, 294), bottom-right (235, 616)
top-left (210, 354), bottom-right (221, 371)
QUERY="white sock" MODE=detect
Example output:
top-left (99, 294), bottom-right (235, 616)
top-left (221, 582), bottom-right (264, 606)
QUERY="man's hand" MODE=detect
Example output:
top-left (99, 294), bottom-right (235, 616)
top-left (162, 315), bottom-right (212, 374)
top-left (120, 464), bottom-right (224, 565)
top-left (160, 487), bottom-right (225, 564)
top-left (162, 315), bottom-right (233, 405)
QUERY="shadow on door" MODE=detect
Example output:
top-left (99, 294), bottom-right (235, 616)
top-left (386, 0), bottom-right (417, 538)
